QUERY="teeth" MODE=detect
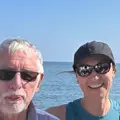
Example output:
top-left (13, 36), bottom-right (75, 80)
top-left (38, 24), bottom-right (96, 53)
top-left (89, 83), bottom-right (103, 88)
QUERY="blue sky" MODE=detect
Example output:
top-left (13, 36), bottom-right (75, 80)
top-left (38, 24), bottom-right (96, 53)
top-left (0, 0), bottom-right (120, 63)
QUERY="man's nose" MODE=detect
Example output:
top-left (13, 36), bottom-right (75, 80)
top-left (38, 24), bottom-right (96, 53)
top-left (9, 73), bottom-right (23, 90)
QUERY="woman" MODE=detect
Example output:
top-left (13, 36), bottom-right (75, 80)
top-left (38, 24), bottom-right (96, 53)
top-left (46, 41), bottom-right (120, 120)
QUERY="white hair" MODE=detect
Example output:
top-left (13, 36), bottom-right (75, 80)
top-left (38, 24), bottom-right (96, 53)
top-left (0, 38), bottom-right (44, 73)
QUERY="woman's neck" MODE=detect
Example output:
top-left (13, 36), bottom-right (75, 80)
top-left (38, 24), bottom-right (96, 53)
top-left (81, 97), bottom-right (111, 116)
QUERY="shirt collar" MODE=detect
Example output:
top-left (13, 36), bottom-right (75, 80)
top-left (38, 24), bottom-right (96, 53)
top-left (27, 101), bottom-right (37, 120)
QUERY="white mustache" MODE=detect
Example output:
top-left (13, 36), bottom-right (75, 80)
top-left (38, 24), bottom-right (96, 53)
top-left (1, 90), bottom-right (26, 99)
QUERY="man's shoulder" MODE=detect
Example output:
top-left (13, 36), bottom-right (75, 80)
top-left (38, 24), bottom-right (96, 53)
top-left (36, 109), bottom-right (60, 120)
top-left (27, 102), bottom-right (60, 120)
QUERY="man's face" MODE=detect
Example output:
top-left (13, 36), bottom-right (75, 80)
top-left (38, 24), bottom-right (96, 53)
top-left (0, 49), bottom-right (42, 114)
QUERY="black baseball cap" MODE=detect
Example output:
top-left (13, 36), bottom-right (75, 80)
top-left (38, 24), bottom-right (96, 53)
top-left (73, 41), bottom-right (115, 66)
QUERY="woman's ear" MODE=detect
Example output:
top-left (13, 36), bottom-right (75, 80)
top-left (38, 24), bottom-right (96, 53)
top-left (112, 65), bottom-right (116, 78)
top-left (76, 73), bottom-right (79, 84)
top-left (112, 72), bottom-right (115, 78)
top-left (112, 69), bottom-right (116, 79)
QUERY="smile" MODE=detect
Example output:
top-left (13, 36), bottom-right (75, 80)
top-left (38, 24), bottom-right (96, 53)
top-left (89, 83), bottom-right (104, 89)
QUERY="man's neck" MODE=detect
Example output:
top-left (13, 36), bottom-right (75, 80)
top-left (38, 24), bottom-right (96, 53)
top-left (81, 97), bottom-right (111, 116)
top-left (0, 110), bottom-right (27, 120)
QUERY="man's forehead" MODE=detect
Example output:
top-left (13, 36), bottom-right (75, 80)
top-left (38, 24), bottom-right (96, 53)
top-left (0, 50), bottom-right (38, 65)
top-left (0, 58), bottom-right (39, 72)
top-left (0, 48), bottom-right (37, 58)
top-left (0, 47), bottom-right (43, 73)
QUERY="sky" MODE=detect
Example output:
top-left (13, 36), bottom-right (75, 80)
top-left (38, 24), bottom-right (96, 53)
top-left (0, 0), bottom-right (120, 63)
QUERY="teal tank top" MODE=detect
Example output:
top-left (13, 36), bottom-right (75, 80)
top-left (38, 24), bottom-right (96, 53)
top-left (66, 98), bottom-right (120, 120)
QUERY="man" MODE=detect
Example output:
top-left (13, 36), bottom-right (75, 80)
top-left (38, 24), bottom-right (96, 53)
top-left (0, 38), bottom-right (59, 120)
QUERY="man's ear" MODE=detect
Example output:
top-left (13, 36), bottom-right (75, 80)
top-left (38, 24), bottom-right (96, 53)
top-left (36, 74), bottom-right (44, 92)
top-left (40, 74), bottom-right (44, 80)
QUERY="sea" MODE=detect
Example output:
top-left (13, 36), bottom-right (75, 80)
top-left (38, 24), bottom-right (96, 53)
top-left (33, 62), bottom-right (120, 110)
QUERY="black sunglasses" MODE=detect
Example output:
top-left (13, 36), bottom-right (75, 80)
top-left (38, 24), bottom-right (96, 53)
top-left (75, 62), bottom-right (111, 77)
top-left (0, 69), bottom-right (39, 82)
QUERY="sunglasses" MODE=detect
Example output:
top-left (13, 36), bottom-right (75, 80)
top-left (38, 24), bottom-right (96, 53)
top-left (75, 62), bottom-right (111, 77)
top-left (0, 69), bottom-right (39, 82)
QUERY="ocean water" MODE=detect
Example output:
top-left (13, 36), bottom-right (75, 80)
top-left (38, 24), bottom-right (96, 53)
top-left (33, 62), bottom-right (120, 110)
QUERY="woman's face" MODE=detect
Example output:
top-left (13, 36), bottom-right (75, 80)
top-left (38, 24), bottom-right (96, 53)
top-left (76, 55), bottom-right (115, 99)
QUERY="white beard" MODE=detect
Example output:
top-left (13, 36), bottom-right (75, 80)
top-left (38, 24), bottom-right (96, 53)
top-left (1, 100), bottom-right (26, 114)
top-left (0, 90), bottom-right (26, 114)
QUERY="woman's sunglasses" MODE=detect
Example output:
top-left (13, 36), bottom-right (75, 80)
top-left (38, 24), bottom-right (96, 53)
top-left (75, 62), bottom-right (111, 77)
top-left (0, 69), bottom-right (39, 82)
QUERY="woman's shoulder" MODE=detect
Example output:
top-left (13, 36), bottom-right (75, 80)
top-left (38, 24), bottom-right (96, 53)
top-left (45, 104), bottom-right (66, 120)
top-left (67, 98), bottom-right (81, 108)
top-left (45, 98), bottom-right (81, 120)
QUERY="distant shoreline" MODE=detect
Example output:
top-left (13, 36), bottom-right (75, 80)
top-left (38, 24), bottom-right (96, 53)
top-left (44, 61), bottom-right (120, 64)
